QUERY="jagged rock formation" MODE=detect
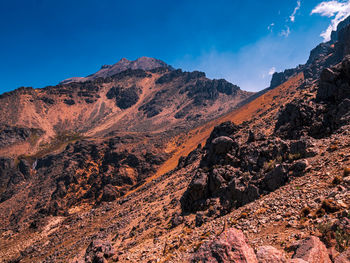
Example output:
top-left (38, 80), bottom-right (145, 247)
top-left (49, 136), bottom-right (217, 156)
top-left (275, 56), bottom-right (350, 139)
top-left (270, 16), bottom-right (350, 89)
top-left (181, 120), bottom-right (314, 214)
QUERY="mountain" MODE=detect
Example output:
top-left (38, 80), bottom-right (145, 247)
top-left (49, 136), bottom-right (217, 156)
top-left (1, 18), bottom-right (350, 263)
top-left (0, 61), bottom-right (251, 158)
top-left (60, 57), bottom-right (173, 84)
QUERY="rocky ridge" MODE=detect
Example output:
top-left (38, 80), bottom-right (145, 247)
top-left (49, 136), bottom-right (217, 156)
top-left (270, 16), bottom-right (350, 89)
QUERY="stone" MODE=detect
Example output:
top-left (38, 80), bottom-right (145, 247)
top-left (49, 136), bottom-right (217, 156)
top-left (211, 136), bottom-right (234, 154)
top-left (192, 228), bottom-right (258, 263)
top-left (334, 248), bottom-right (350, 263)
top-left (100, 184), bottom-right (119, 202)
top-left (290, 160), bottom-right (309, 174)
top-left (195, 212), bottom-right (205, 227)
top-left (264, 164), bottom-right (288, 191)
top-left (287, 259), bottom-right (308, 263)
top-left (84, 239), bottom-right (115, 263)
top-left (169, 212), bottom-right (183, 228)
top-left (181, 170), bottom-right (208, 212)
top-left (256, 245), bottom-right (287, 263)
top-left (292, 236), bottom-right (331, 263)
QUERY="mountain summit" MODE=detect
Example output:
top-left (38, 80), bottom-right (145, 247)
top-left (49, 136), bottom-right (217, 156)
top-left (60, 56), bottom-right (172, 84)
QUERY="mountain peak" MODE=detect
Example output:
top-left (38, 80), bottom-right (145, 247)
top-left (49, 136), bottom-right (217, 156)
top-left (119, 57), bottom-right (130, 62)
top-left (60, 56), bottom-right (172, 84)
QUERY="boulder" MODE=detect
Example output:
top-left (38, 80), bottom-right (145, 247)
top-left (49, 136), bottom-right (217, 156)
top-left (256, 245), bottom-right (287, 263)
top-left (211, 136), bottom-right (234, 154)
top-left (195, 212), bottom-right (206, 227)
top-left (181, 170), bottom-right (208, 212)
top-left (334, 249), bottom-right (350, 263)
top-left (169, 212), bottom-right (184, 228)
top-left (192, 228), bottom-right (258, 263)
top-left (84, 239), bottom-right (115, 263)
top-left (290, 159), bottom-right (309, 176)
top-left (264, 164), bottom-right (288, 191)
top-left (101, 184), bottom-right (119, 202)
top-left (292, 236), bottom-right (331, 263)
top-left (206, 121), bottom-right (239, 145)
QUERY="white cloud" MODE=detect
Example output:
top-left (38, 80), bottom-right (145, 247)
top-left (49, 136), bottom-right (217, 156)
top-left (311, 0), bottom-right (350, 41)
top-left (280, 26), bottom-right (291, 37)
top-left (269, 67), bottom-right (276, 75)
top-left (267, 23), bottom-right (275, 32)
top-left (290, 0), bottom-right (301, 22)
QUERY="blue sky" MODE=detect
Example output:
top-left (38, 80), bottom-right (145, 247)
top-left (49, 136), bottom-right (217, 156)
top-left (0, 0), bottom-right (349, 93)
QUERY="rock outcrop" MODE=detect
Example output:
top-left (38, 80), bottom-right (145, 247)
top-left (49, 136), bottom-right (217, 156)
top-left (292, 236), bottom-right (332, 263)
top-left (84, 239), bottom-right (115, 263)
top-left (181, 121), bottom-right (314, 214)
top-left (192, 228), bottom-right (258, 263)
top-left (275, 56), bottom-right (350, 139)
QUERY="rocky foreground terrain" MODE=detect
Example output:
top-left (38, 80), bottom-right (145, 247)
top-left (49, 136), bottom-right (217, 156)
top-left (1, 15), bottom-right (350, 263)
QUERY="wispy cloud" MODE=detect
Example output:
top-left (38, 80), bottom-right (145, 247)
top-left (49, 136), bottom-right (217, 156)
top-left (267, 23), bottom-right (275, 32)
top-left (290, 0), bottom-right (301, 22)
top-left (269, 67), bottom-right (276, 75)
top-left (311, 0), bottom-right (350, 41)
top-left (280, 26), bottom-right (291, 37)
top-left (174, 34), bottom-right (309, 92)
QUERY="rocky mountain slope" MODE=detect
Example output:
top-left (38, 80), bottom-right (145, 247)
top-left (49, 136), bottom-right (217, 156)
top-left (0, 57), bottom-right (251, 159)
top-left (270, 16), bottom-right (350, 90)
top-left (1, 16), bottom-right (350, 263)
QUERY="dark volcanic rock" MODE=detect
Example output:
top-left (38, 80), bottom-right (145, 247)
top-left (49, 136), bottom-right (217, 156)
top-left (275, 56), bottom-right (350, 139)
top-left (0, 125), bottom-right (44, 147)
top-left (64, 99), bottom-right (75, 105)
top-left (181, 121), bottom-right (311, 214)
top-left (0, 137), bottom-right (168, 216)
top-left (0, 157), bottom-right (29, 202)
top-left (100, 184), bottom-right (119, 202)
top-left (270, 66), bottom-right (303, 89)
top-left (84, 239), bottom-right (115, 263)
top-left (169, 212), bottom-right (184, 228)
top-left (106, 85), bottom-right (140, 109)
top-left (211, 136), bottom-right (234, 154)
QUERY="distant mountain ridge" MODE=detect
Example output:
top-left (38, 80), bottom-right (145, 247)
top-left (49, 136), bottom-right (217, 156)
top-left (60, 56), bottom-right (173, 84)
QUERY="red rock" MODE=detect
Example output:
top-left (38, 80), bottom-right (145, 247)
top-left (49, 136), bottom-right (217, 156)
top-left (256, 245), bottom-right (287, 263)
top-left (292, 236), bottom-right (331, 263)
top-left (287, 259), bottom-right (308, 263)
top-left (192, 228), bottom-right (258, 263)
top-left (334, 249), bottom-right (350, 263)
